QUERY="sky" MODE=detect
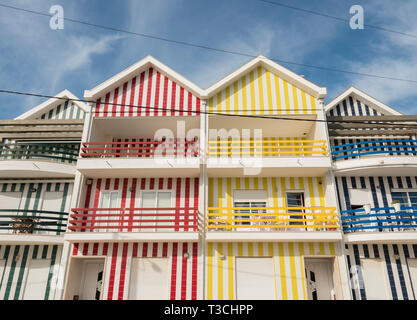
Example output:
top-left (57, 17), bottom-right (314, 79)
top-left (1, 0), bottom-right (417, 118)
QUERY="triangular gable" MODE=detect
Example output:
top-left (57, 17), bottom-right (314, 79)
top-left (326, 87), bottom-right (402, 116)
top-left (205, 56), bottom-right (326, 116)
top-left (85, 56), bottom-right (203, 117)
top-left (15, 90), bottom-right (89, 120)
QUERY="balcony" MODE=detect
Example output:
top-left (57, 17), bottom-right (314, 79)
top-left (207, 139), bottom-right (330, 177)
top-left (207, 115), bottom-right (331, 176)
top-left (341, 206), bottom-right (417, 243)
top-left (66, 207), bottom-right (200, 242)
top-left (81, 139), bottom-right (198, 158)
top-left (0, 142), bottom-right (80, 178)
top-left (331, 139), bottom-right (417, 176)
top-left (205, 206), bottom-right (341, 242)
top-left (0, 209), bottom-right (68, 244)
top-left (77, 139), bottom-right (200, 178)
top-left (332, 139), bottom-right (417, 160)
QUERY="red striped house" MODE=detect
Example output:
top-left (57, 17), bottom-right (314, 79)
top-left (63, 56), bottom-right (204, 300)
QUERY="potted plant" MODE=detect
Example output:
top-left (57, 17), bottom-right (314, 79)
top-left (391, 200), bottom-right (401, 212)
top-left (363, 204), bottom-right (371, 214)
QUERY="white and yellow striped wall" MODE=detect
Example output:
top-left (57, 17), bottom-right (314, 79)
top-left (206, 241), bottom-right (340, 300)
top-left (208, 176), bottom-right (327, 208)
top-left (208, 66), bottom-right (318, 115)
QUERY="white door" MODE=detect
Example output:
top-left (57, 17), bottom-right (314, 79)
top-left (80, 260), bottom-right (104, 300)
top-left (22, 259), bottom-right (51, 300)
top-left (305, 258), bottom-right (335, 300)
top-left (235, 257), bottom-right (275, 300)
top-left (407, 258), bottom-right (417, 299)
top-left (99, 191), bottom-right (119, 232)
top-left (361, 258), bottom-right (390, 299)
top-left (0, 192), bottom-right (22, 233)
top-left (129, 258), bottom-right (169, 300)
top-left (141, 192), bottom-right (172, 231)
top-left (40, 191), bottom-right (63, 234)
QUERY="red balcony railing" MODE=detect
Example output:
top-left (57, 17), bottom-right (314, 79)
top-left (69, 207), bottom-right (199, 232)
top-left (80, 140), bottom-right (199, 158)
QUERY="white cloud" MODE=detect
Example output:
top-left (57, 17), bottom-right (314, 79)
top-left (342, 0), bottom-right (417, 113)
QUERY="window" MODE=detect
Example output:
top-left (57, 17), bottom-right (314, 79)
top-left (286, 192), bottom-right (305, 226)
top-left (233, 190), bottom-right (267, 229)
top-left (391, 192), bottom-right (417, 227)
top-left (98, 191), bottom-right (119, 232)
top-left (140, 191), bottom-right (172, 230)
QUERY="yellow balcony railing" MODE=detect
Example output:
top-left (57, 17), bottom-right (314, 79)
top-left (207, 139), bottom-right (328, 157)
top-left (207, 206), bottom-right (338, 231)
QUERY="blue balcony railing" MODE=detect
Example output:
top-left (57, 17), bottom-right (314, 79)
top-left (341, 206), bottom-right (417, 232)
top-left (331, 139), bottom-right (417, 160)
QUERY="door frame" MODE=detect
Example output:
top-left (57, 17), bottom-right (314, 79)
top-left (63, 255), bottom-right (108, 300)
top-left (302, 255), bottom-right (342, 300)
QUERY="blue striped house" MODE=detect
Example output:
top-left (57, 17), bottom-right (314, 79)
top-left (326, 87), bottom-right (417, 300)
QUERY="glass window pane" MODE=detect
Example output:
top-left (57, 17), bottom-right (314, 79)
top-left (157, 192), bottom-right (171, 208)
top-left (409, 192), bottom-right (417, 206)
top-left (142, 192), bottom-right (156, 208)
top-left (391, 192), bottom-right (408, 205)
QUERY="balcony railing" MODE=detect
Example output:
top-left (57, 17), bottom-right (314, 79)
top-left (341, 206), bottom-right (417, 232)
top-left (0, 209), bottom-right (68, 235)
top-left (207, 139), bottom-right (328, 157)
top-left (80, 140), bottom-right (199, 158)
top-left (0, 142), bottom-right (79, 163)
top-left (207, 206), bottom-right (338, 231)
top-left (69, 207), bottom-right (199, 232)
top-left (331, 139), bottom-right (417, 160)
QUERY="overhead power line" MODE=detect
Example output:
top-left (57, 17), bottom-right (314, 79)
top-left (1, 89), bottom-right (417, 127)
top-left (1, 3), bottom-right (417, 84)
top-left (257, 0), bottom-right (417, 40)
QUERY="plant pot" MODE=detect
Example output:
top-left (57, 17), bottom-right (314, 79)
top-left (393, 203), bottom-right (401, 212)
top-left (363, 204), bottom-right (371, 214)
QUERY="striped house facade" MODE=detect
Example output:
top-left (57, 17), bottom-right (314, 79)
top-left (39, 100), bottom-right (86, 120)
top-left (346, 243), bottom-right (417, 300)
top-left (208, 66), bottom-right (318, 115)
top-left (206, 241), bottom-right (340, 300)
top-left (208, 176), bottom-right (327, 209)
top-left (327, 95), bottom-right (382, 116)
top-left (0, 244), bottom-right (62, 300)
top-left (0, 181), bottom-right (73, 236)
top-left (335, 176), bottom-right (417, 212)
top-left (70, 241), bottom-right (201, 300)
top-left (93, 67), bottom-right (201, 117)
top-left (79, 177), bottom-right (199, 215)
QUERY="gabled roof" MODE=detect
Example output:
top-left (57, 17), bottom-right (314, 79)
top-left (84, 55), bottom-right (204, 100)
top-left (325, 86), bottom-right (402, 115)
top-left (202, 55), bottom-right (327, 99)
top-left (15, 89), bottom-right (89, 120)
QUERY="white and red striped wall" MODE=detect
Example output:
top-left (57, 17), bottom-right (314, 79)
top-left (70, 241), bottom-right (201, 300)
top-left (79, 177), bottom-right (199, 211)
top-left (94, 67), bottom-right (201, 117)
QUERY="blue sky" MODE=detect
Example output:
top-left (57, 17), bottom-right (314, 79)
top-left (1, 0), bottom-right (417, 118)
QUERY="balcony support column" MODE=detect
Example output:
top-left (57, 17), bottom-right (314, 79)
top-left (328, 168), bottom-right (353, 300)
top-left (199, 99), bottom-right (208, 300)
